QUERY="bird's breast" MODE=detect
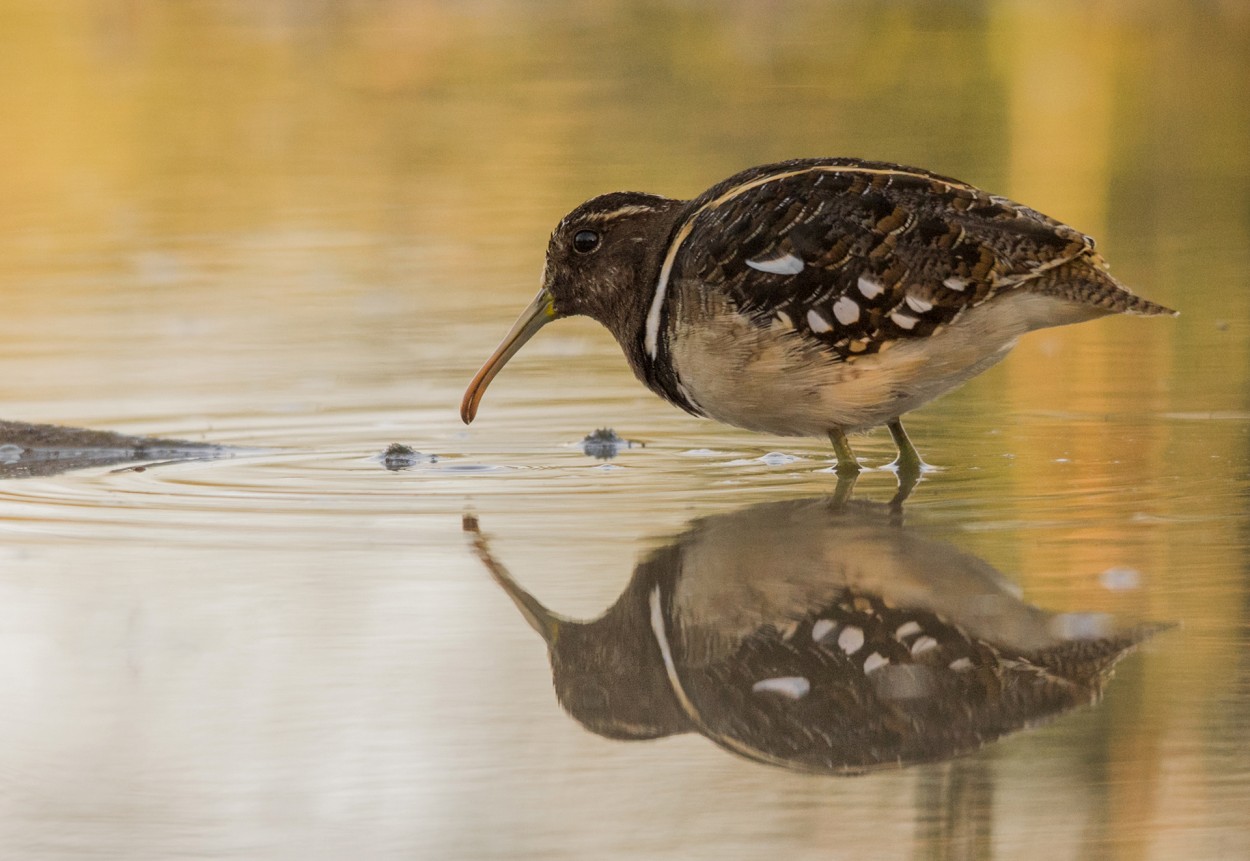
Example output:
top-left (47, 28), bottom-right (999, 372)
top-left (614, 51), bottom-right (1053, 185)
top-left (663, 288), bottom-right (1042, 436)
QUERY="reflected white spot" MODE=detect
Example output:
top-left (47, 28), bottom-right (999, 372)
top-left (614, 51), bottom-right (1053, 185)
top-left (1050, 612), bottom-right (1114, 640)
top-left (910, 635), bottom-right (938, 656)
top-left (833, 296), bottom-right (860, 325)
top-left (1099, 566), bottom-right (1141, 591)
top-left (895, 621), bottom-right (922, 639)
top-left (752, 676), bottom-right (811, 699)
top-left (943, 276), bottom-right (969, 292)
top-left (807, 309), bottom-right (833, 333)
top-left (812, 619), bottom-right (836, 642)
top-left (747, 253), bottom-right (805, 275)
top-left (890, 311), bottom-right (919, 330)
top-left (857, 275), bottom-right (884, 298)
top-left (905, 294), bottom-right (933, 313)
top-left (837, 625), bottom-right (865, 653)
top-left (863, 653), bottom-right (888, 674)
top-left (949, 657), bottom-right (973, 671)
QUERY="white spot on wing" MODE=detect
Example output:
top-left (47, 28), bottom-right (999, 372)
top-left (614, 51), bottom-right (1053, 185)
top-left (890, 311), bottom-right (919, 330)
top-left (857, 275), bottom-right (884, 299)
top-left (806, 309), bottom-right (833, 333)
top-left (746, 253), bottom-right (805, 276)
top-left (948, 657), bottom-right (973, 671)
top-left (910, 635), bottom-right (938, 656)
top-left (863, 653), bottom-right (888, 673)
top-left (895, 621), bottom-right (922, 639)
top-left (837, 625), bottom-right (864, 653)
top-left (752, 676), bottom-right (811, 699)
top-left (812, 619), bottom-right (836, 642)
top-left (943, 276), bottom-right (969, 292)
top-left (832, 296), bottom-right (860, 325)
top-left (905, 294), bottom-right (933, 314)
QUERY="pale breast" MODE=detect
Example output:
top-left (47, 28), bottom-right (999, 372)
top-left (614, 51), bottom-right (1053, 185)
top-left (666, 288), bottom-right (1087, 436)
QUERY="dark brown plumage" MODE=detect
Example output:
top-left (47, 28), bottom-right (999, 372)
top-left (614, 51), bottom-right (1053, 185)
top-left (461, 158), bottom-right (1175, 473)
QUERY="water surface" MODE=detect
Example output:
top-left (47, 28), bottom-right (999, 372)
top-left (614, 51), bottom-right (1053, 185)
top-left (1, 3), bottom-right (1248, 860)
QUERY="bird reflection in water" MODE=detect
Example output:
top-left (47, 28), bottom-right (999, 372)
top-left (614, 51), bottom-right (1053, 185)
top-left (465, 498), bottom-right (1166, 775)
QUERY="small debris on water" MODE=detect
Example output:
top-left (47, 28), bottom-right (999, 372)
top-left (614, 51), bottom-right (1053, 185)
top-left (378, 443), bottom-right (438, 471)
top-left (0, 419), bottom-right (231, 479)
top-left (580, 428), bottom-right (642, 461)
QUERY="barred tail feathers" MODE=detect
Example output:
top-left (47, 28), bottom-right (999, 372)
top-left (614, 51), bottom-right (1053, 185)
top-left (1025, 261), bottom-right (1177, 317)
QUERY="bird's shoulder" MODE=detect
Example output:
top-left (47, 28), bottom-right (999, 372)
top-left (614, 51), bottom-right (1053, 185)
top-left (668, 158), bottom-right (1097, 359)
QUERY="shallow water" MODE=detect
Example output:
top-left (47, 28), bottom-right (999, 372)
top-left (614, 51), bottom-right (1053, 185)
top-left (1, 3), bottom-right (1249, 860)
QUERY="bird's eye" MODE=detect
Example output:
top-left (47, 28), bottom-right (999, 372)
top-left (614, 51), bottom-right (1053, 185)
top-left (572, 230), bottom-right (601, 254)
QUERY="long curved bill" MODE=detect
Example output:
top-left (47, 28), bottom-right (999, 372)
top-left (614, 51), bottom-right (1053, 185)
top-left (460, 288), bottom-right (556, 424)
top-left (467, 524), bottom-right (563, 644)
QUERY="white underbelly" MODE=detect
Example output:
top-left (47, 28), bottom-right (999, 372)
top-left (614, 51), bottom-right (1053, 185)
top-left (666, 293), bottom-right (1076, 436)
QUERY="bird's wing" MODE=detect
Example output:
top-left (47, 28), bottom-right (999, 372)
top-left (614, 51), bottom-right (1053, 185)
top-left (669, 159), bottom-right (1096, 360)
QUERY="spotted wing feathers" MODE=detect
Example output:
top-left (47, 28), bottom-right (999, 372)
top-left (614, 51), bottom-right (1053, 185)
top-left (671, 159), bottom-right (1169, 360)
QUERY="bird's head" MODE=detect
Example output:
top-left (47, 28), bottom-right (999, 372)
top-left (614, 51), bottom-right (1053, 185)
top-left (460, 191), bottom-right (684, 424)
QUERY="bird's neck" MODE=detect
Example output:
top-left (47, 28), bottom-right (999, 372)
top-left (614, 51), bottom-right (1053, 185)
top-left (592, 201), bottom-right (691, 397)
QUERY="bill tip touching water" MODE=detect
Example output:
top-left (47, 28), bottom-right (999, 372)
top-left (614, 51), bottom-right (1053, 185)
top-left (460, 157), bottom-right (1176, 476)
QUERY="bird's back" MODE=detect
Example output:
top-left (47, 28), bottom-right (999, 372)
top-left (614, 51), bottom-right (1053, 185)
top-left (646, 158), bottom-right (1174, 436)
top-left (660, 157), bottom-right (1173, 367)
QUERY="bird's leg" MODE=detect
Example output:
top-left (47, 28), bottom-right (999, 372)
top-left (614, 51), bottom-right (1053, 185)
top-left (885, 418), bottom-right (925, 506)
top-left (886, 419), bottom-right (922, 472)
top-left (887, 468), bottom-right (920, 509)
top-left (827, 428), bottom-right (862, 477)
top-left (829, 471), bottom-right (857, 509)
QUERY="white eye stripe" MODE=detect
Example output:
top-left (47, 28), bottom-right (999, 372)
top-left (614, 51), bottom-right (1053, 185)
top-left (571, 203), bottom-right (665, 224)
